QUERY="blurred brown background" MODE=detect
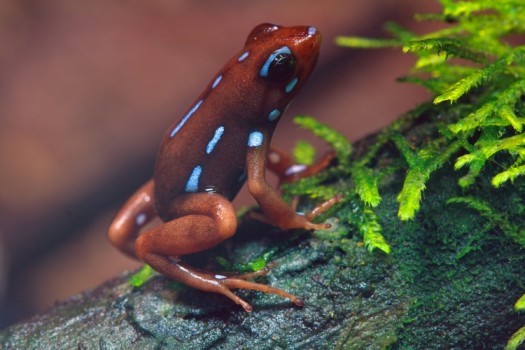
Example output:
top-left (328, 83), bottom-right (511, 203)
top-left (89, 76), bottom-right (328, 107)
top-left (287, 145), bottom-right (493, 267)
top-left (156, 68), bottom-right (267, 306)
top-left (0, 0), bottom-right (439, 327)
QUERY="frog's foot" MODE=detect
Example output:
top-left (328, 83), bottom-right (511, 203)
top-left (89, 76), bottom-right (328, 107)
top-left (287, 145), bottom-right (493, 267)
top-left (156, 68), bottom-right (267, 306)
top-left (211, 271), bottom-right (304, 312)
top-left (219, 265), bottom-right (273, 279)
top-left (250, 194), bottom-right (343, 231)
top-left (144, 254), bottom-right (302, 312)
top-left (293, 193), bottom-right (343, 231)
top-left (304, 193), bottom-right (343, 221)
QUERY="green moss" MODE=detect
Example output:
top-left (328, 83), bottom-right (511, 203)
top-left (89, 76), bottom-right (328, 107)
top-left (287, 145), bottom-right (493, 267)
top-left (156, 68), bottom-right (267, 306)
top-left (380, 164), bottom-right (525, 348)
top-left (517, 295), bottom-right (525, 311)
top-left (129, 264), bottom-right (155, 287)
top-left (335, 0), bottom-right (525, 220)
top-left (288, 117), bottom-right (389, 252)
top-left (285, 0), bottom-right (525, 346)
top-left (294, 116), bottom-right (352, 167)
top-left (507, 326), bottom-right (525, 350)
top-left (293, 140), bottom-right (317, 166)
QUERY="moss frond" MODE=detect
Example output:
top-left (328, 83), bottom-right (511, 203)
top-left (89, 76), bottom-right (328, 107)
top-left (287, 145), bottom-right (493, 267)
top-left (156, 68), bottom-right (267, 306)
top-left (343, 200), bottom-right (391, 254)
top-left (397, 141), bottom-right (464, 220)
top-left (435, 48), bottom-right (525, 104)
top-left (517, 294), bottom-right (525, 311)
top-left (403, 38), bottom-right (488, 64)
top-left (360, 207), bottom-right (391, 254)
top-left (129, 265), bottom-right (155, 287)
top-left (294, 116), bottom-right (352, 167)
top-left (351, 164), bottom-right (381, 207)
top-left (293, 140), bottom-right (317, 165)
top-left (335, 36), bottom-right (400, 49)
top-left (506, 326), bottom-right (525, 350)
top-left (283, 174), bottom-right (338, 201)
top-left (384, 21), bottom-right (417, 42)
top-left (448, 78), bottom-right (525, 132)
top-left (493, 158), bottom-right (525, 187)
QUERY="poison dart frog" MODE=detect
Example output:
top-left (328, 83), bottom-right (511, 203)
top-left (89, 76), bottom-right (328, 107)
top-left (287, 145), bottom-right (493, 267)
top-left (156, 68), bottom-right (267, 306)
top-left (108, 23), bottom-right (340, 312)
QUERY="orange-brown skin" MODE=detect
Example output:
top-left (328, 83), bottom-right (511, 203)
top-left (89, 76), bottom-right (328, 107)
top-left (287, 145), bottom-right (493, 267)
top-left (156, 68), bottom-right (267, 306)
top-left (108, 24), bottom-right (340, 312)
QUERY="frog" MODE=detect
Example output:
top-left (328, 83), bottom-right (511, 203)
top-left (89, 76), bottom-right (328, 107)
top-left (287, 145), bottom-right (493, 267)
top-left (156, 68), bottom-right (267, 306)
top-left (108, 23), bottom-right (340, 312)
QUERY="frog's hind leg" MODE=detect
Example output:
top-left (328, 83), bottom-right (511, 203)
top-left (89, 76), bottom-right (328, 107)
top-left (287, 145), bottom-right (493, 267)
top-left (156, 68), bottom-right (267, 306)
top-left (134, 192), bottom-right (303, 312)
top-left (267, 146), bottom-right (336, 184)
top-left (143, 256), bottom-right (303, 312)
top-left (108, 179), bottom-right (156, 259)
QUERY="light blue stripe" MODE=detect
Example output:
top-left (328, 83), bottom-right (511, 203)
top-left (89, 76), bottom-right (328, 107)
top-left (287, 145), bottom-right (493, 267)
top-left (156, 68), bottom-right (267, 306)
top-left (238, 51), bottom-right (249, 62)
top-left (285, 77), bottom-right (298, 93)
top-left (212, 75), bottom-right (222, 89)
top-left (185, 165), bottom-right (202, 192)
top-left (206, 126), bottom-right (225, 154)
top-left (260, 46), bottom-right (291, 77)
top-left (268, 109), bottom-right (281, 122)
top-left (308, 27), bottom-right (317, 36)
top-left (247, 131), bottom-right (263, 147)
top-left (170, 100), bottom-right (203, 138)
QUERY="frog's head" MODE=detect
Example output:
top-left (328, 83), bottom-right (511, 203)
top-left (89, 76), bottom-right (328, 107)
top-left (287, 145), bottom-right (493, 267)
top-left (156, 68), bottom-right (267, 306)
top-left (215, 23), bottom-right (321, 126)
top-left (244, 23), bottom-right (321, 99)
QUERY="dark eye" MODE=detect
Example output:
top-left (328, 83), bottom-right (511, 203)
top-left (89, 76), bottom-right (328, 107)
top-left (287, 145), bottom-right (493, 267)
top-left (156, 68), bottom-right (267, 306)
top-left (260, 46), bottom-right (296, 84)
top-left (268, 53), bottom-right (295, 83)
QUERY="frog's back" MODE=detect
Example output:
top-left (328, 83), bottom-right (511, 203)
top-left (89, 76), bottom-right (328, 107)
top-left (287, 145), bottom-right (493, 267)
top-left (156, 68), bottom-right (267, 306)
top-left (154, 89), bottom-right (253, 218)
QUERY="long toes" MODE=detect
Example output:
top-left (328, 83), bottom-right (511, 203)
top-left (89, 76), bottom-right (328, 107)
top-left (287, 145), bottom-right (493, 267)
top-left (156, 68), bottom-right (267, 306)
top-left (219, 278), bottom-right (302, 307)
top-left (293, 297), bottom-right (305, 307)
top-left (306, 194), bottom-right (343, 220)
top-left (229, 267), bottom-right (271, 280)
top-left (217, 286), bottom-right (253, 312)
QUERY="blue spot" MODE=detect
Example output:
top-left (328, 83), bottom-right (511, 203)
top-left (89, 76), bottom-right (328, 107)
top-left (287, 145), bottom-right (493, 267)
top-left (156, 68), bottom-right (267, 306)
top-left (285, 77), bottom-right (298, 93)
top-left (206, 126), bottom-right (225, 154)
top-left (247, 131), bottom-right (263, 147)
top-left (238, 51), bottom-right (249, 62)
top-left (185, 165), bottom-right (202, 192)
top-left (308, 27), bottom-right (317, 36)
top-left (260, 46), bottom-right (291, 77)
top-left (135, 213), bottom-right (147, 226)
top-left (268, 109), bottom-right (281, 122)
top-left (170, 100), bottom-right (203, 138)
top-left (212, 75), bottom-right (222, 89)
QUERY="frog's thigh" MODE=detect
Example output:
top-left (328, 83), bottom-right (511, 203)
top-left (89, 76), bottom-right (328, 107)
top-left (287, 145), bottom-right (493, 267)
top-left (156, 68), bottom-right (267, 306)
top-left (135, 193), bottom-right (237, 259)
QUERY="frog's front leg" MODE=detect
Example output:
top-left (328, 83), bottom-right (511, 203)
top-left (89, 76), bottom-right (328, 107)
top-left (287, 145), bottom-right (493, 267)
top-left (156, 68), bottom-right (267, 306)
top-left (246, 131), bottom-right (340, 230)
top-left (134, 192), bottom-right (303, 312)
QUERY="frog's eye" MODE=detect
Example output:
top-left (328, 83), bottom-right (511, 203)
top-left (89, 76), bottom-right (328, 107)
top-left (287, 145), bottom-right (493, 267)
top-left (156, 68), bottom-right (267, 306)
top-left (268, 53), bottom-right (296, 83)
top-left (260, 46), bottom-right (296, 84)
